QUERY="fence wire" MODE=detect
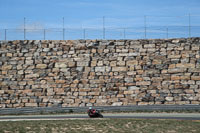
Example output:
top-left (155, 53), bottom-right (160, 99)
top-left (0, 15), bottom-right (200, 40)
top-left (0, 26), bottom-right (199, 40)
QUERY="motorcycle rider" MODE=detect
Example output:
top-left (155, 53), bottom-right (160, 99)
top-left (88, 107), bottom-right (96, 115)
top-left (87, 107), bottom-right (103, 118)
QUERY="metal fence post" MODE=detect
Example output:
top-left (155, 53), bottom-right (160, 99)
top-left (63, 28), bottom-right (65, 40)
top-left (24, 17), bottom-right (26, 40)
top-left (103, 16), bottom-right (105, 39)
top-left (144, 15), bottom-right (147, 39)
top-left (63, 17), bottom-right (65, 40)
top-left (44, 29), bottom-right (46, 40)
top-left (5, 29), bottom-right (7, 41)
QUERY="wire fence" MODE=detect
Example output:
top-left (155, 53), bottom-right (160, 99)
top-left (1, 26), bottom-right (199, 40)
top-left (0, 15), bottom-right (200, 40)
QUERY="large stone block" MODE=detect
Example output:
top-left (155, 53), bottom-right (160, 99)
top-left (79, 92), bottom-right (87, 96)
top-left (128, 86), bottom-right (140, 91)
top-left (1, 65), bottom-right (12, 70)
top-left (95, 67), bottom-right (105, 72)
top-left (191, 76), bottom-right (200, 81)
top-left (96, 99), bottom-right (107, 104)
top-left (171, 76), bottom-right (180, 80)
top-left (25, 103), bottom-right (38, 107)
top-left (124, 91), bottom-right (134, 95)
top-left (136, 81), bottom-right (151, 86)
top-left (144, 44), bottom-right (155, 48)
top-left (138, 102), bottom-right (149, 105)
top-left (112, 67), bottom-right (127, 71)
top-left (91, 61), bottom-right (97, 66)
top-left (18, 70), bottom-right (24, 75)
top-left (168, 55), bottom-right (181, 59)
top-left (77, 61), bottom-right (89, 67)
top-left (112, 102), bottom-right (123, 106)
top-left (188, 68), bottom-right (200, 72)
top-left (55, 63), bottom-right (67, 68)
top-left (165, 97), bottom-right (173, 102)
top-left (168, 68), bottom-right (186, 74)
top-left (116, 41), bottom-right (125, 45)
top-left (176, 63), bottom-right (195, 68)
top-left (68, 61), bottom-right (76, 67)
top-left (88, 92), bottom-right (100, 96)
top-left (117, 94), bottom-right (124, 98)
top-left (127, 60), bottom-right (138, 66)
top-left (64, 99), bottom-right (74, 103)
top-left (26, 59), bottom-right (34, 65)
top-left (25, 74), bottom-right (40, 78)
top-left (119, 53), bottom-right (129, 56)
top-left (6, 53), bottom-right (13, 57)
top-left (18, 81), bottom-right (27, 86)
top-left (117, 61), bottom-right (125, 66)
top-left (36, 64), bottom-right (47, 69)
top-left (110, 61), bottom-right (117, 66)
top-left (55, 80), bottom-right (65, 84)
top-left (129, 53), bottom-right (139, 56)
top-left (125, 77), bottom-right (133, 83)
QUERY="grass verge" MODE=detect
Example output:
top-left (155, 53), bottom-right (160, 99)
top-left (0, 119), bottom-right (200, 133)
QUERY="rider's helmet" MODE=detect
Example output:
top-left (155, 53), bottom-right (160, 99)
top-left (89, 107), bottom-right (92, 110)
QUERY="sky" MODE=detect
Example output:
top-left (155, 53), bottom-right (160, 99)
top-left (0, 0), bottom-right (200, 40)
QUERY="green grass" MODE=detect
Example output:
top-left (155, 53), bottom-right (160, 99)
top-left (0, 119), bottom-right (200, 133)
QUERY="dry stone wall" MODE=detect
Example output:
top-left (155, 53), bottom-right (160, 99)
top-left (0, 38), bottom-right (200, 108)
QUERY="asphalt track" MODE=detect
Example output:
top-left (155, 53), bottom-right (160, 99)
top-left (1, 113), bottom-right (200, 121)
top-left (1, 105), bottom-right (200, 115)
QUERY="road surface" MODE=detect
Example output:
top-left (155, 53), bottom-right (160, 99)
top-left (0, 113), bottom-right (200, 121)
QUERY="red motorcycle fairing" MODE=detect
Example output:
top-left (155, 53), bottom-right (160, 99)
top-left (88, 109), bottom-right (103, 118)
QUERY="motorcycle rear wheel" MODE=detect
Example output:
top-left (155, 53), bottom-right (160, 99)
top-left (99, 114), bottom-right (103, 118)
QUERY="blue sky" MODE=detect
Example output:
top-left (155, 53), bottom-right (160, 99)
top-left (0, 0), bottom-right (200, 40)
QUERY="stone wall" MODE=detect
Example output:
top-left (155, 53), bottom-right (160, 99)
top-left (0, 38), bottom-right (200, 108)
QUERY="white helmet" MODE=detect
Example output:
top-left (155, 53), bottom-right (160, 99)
top-left (89, 107), bottom-right (92, 109)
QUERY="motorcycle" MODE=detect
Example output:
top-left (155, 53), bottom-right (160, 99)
top-left (88, 109), bottom-right (103, 118)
